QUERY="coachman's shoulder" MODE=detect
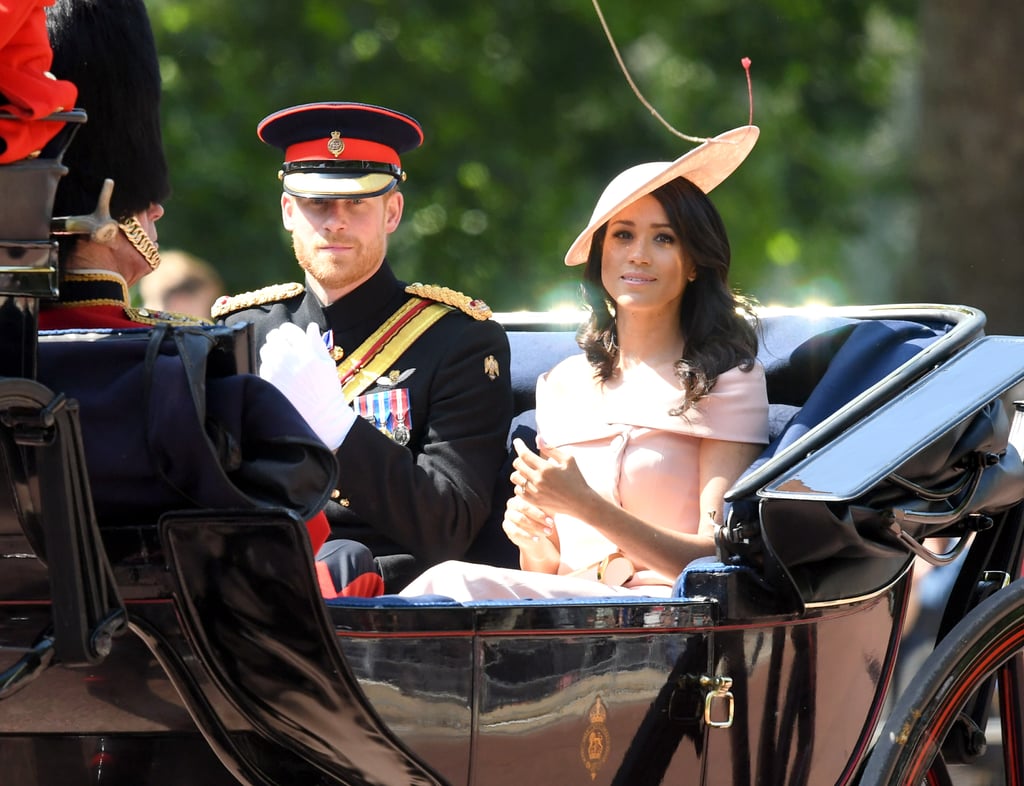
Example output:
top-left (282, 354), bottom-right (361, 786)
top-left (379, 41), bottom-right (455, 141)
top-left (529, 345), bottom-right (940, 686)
top-left (211, 282), bottom-right (305, 319)
top-left (125, 306), bottom-right (212, 326)
top-left (405, 283), bottom-right (492, 321)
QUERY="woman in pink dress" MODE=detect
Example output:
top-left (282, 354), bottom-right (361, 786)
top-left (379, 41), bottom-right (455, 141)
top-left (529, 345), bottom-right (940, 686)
top-left (401, 125), bottom-right (768, 600)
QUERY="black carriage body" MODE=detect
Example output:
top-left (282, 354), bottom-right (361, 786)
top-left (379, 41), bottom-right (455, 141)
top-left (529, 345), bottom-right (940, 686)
top-left (329, 589), bottom-right (906, 786)
top-left (5, 135), bottom-right (1024, 786)
top-left (10, 292), bottom-right (1024, 785)
top-left (0, 532), bottom-right (908, 786)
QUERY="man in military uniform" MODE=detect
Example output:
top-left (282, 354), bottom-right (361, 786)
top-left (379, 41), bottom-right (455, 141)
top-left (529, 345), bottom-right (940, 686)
top-left (214, 102), bottom-right (514, 591)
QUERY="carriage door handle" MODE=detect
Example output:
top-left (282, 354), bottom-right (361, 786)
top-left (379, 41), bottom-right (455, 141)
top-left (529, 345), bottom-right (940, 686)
top-left (700, 674), bottom-right (734, 729)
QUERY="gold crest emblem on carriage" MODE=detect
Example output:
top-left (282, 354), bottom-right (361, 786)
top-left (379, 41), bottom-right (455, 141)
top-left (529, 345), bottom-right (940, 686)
top-left (580, 695), bottom-right (610, 780)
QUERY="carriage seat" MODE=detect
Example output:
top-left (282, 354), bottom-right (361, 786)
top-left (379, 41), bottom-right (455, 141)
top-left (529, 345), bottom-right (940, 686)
top-left (424, 309), bottom-right (960, 582)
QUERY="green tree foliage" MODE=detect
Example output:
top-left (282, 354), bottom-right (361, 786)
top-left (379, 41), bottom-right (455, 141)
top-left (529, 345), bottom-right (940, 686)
top-left (148, 0), bottom-right (917, 312)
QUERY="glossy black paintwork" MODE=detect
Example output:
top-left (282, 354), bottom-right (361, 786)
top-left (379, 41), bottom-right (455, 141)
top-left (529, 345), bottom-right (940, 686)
top-left (0, 510), bottom-right (907, 786)
top-left (160, 509), bottom-right (444, 786)
top-left (1, 304), bottom-right (1021, 785)
top-left (321, 565), bottom-right (907, 786)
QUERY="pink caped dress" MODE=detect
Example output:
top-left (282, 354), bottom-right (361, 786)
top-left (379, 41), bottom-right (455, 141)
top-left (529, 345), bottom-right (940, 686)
top-left (400, 354), bottom-right (769, 600)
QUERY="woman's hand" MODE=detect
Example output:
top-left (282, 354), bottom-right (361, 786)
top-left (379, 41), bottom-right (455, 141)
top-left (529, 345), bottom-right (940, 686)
top-left (501, 494), bottom-right (560, 573)
top-left (510, 437), bottom-right (597, 516)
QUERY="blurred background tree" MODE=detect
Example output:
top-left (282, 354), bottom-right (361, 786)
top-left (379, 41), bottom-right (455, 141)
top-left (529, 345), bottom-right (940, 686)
top-left (145, 0), bottom-right (1023, 332)
top-left (908, 0), bottom-right (1024, 334)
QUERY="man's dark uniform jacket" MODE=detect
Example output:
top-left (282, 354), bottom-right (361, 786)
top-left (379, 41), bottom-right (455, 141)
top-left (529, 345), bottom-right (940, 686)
top-left (214, 262), bottom-right (514, 589)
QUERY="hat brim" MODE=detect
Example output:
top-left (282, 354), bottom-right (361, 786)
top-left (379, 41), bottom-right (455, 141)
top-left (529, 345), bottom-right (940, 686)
top-left (564, 125), bottom-right (759, 266)
top-left (282, 170), bottom-right (400, 199)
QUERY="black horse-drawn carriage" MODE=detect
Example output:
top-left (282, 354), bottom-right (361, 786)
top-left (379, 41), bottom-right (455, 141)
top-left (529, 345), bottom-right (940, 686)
top-left (4, 115), bottom-right (1024, 786)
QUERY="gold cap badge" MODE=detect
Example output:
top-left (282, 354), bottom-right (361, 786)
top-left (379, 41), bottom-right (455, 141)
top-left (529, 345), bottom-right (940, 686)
top-left (327, 130), bottom-right (345, 158)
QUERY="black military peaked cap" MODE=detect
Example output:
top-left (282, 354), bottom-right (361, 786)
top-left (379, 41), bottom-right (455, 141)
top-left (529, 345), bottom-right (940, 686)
top-left (258, 101), bottom-right (424, 199)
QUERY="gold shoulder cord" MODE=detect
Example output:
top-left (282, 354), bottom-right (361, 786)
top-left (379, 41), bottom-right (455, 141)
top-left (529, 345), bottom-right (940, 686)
top-left (211, 282), bottom-right (306, 319)
top-left (404, 283), bottom-right (492, 320)
top-left (119, 216), bottom-right (162, 270)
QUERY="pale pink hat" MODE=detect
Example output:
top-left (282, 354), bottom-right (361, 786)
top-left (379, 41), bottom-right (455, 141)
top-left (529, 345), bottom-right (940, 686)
top-left (564, 125), bottom-right (759, 266)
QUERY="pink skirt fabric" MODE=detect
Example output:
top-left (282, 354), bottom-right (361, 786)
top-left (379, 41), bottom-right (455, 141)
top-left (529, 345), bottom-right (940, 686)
top-left (399, 560), bottom-right (673, 600)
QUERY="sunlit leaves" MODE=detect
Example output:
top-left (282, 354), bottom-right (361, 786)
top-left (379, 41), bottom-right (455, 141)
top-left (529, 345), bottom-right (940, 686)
top-left (143, 0), bottom-right (919, 310)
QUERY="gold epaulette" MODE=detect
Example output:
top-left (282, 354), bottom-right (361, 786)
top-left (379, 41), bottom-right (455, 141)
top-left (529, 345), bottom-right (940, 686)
top-left (211, 282), bottom-right (305, 319)
top-left (405, 283), bottom-right (492, 321)
top-left (126, 307), bottom-right (212, 326)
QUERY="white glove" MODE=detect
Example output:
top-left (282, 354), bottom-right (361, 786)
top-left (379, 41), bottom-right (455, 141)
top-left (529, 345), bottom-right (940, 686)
top-left (258, 322), bottom-right (356, 450)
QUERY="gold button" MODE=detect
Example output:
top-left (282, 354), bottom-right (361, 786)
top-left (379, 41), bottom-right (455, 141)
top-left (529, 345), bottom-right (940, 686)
top-left (330, 489), bottom-right (350, 507)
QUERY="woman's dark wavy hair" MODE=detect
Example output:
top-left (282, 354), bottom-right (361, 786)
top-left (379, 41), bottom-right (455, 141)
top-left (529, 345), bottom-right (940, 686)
top-left (577, 175), bottom-right (759, 415)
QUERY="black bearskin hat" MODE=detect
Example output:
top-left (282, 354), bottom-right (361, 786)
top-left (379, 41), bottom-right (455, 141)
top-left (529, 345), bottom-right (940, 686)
top-left (46, 0), bottom-right (170, 222)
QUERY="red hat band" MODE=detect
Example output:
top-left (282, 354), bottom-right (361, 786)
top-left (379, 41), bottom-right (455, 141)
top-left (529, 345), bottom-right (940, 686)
top-left (284, 136), bottom-right (400, 167)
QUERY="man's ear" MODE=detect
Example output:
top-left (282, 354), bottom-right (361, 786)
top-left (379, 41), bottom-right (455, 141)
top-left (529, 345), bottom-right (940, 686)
top-left (281, 192), bottom-right (295, 231)
top-left (384, 190), bottom-right (403, 234)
